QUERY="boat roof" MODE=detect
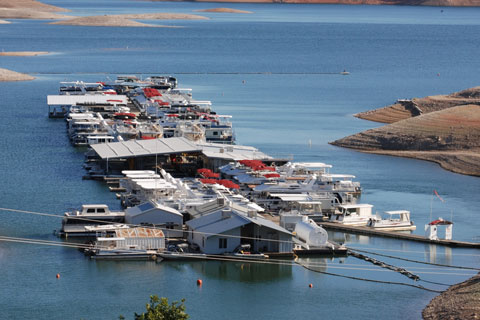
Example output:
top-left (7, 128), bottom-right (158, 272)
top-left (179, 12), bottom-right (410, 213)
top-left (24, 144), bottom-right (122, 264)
top-left (339, 204), bottom-right (373, 209)
top-left (385, 210), bottom-right (410, 215)
top-left (292, 162), bottom-right (332, 168)
top-left (47, 94), bottom-right (128, 106)
top-left (270, 193), bottom-right (311, 202)
top-left (322, 174), bottom-right (355, 179)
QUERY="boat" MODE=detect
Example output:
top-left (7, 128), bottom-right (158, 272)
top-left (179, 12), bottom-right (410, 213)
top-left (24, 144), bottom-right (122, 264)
top-left (85, 227), bottom-right (166, 260)
top-left (59, 204), bottom-right (125, 237)
top-left (367, 210), bottom-right (416, 231)
top-left (222, 244), bottom-right (269, 260)
top-left (157, 244), bottom-right (206, 261)
top-left (329, 204), bottom-right (375, 226)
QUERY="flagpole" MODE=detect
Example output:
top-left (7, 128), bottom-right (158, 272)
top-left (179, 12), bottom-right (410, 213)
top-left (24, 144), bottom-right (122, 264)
top-left (429, 190), bottom-right (434, 222)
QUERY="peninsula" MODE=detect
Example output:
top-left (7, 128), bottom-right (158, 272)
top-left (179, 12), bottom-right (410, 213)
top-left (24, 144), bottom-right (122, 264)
top-left (0, 0), bottom-right (69, 20)
top-left (330, 87), bottom-right (480, 177)
top-left (0, 67), bottom-right (35, 81)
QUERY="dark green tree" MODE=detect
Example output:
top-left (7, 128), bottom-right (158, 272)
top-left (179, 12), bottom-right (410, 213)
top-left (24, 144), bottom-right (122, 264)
top-left (130, 295), bottom-right (189, 320)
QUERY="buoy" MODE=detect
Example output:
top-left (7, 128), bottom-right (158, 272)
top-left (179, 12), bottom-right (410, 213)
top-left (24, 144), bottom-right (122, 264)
top-left (197, 279), bottom-right (203, 286)
top-left (56, 273), bottom-right (60, 279)
top-left (309, 283), bottom-right (313, 288)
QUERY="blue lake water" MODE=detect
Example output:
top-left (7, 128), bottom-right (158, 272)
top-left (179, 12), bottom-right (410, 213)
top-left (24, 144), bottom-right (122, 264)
top-left (1, 1), bottom-right (480, 319)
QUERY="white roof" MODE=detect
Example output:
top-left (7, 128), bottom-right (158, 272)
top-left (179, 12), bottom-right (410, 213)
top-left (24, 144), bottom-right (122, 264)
top-left (122, 170), bottom-right (156, 175)
top-left (47, 94), bottom-right (128, 106)
top-left (126, 201), bottom-right (183, 217)
top-left (292, 162), bottom-right (332, 168)
top-left (339, 204), bottom-right (373, 209)
top-left (199, 142), bottom-right (270, 161)
top-left (270, 193), bottom-right (311, 202)
top-left (91, 137), bottom-right (200, 159)
top-left (322, 174), bottom-right (356, 179)
top-left (385, 210), bottom-right (410, 215)
top-left (91, 137), bottom-right (270, 161)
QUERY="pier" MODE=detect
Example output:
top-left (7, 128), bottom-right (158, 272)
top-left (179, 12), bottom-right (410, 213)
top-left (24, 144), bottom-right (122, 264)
top-left (319, 222), bottom-right (480, 248)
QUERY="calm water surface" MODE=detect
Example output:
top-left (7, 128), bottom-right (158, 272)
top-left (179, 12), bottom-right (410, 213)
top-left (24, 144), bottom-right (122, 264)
top-left (1, 1), bottom-right (480, 319)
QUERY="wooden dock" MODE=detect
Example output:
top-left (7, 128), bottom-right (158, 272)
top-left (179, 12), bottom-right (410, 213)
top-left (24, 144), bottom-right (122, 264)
top-left (319, 222), bottom-right (480, 248)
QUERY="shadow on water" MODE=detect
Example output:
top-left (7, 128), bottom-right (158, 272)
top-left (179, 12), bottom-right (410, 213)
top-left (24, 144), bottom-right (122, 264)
top-left (168, 260), bottom-right (295, 283)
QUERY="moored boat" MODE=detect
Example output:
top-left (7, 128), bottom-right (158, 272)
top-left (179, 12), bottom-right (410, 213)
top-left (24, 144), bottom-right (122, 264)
top-left (367, 210), bottom-right (416, 231)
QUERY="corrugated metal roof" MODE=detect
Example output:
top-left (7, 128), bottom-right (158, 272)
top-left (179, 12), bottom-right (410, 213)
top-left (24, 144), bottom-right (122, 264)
top-left (91, 137), bottom-right (200, 159)
top-left (47, 95), bottom-right (128, 105)
top-left (91, 137), bottom-right (270, 161)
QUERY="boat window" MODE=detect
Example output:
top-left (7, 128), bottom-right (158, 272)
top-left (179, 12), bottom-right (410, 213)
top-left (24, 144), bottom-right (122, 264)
top-left (86, 208), bottom-right (95, 213)
top-left (219, 238), bottom-right (227, 249)
top-left (97, 208), bottom-right (106, 213)
top-left (213, 131), bottom-right (218, 135)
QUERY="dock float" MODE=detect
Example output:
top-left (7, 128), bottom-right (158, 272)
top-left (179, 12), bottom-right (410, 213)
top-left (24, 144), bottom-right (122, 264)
top-left (319, 222), bottom-right (480, 248)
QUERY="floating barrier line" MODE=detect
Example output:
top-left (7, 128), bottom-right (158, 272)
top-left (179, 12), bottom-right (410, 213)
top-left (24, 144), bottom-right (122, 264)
top-left (349, 248), bottom-right (480, 271)
top-left (347, 245), bottom-right (480, 257)
top-left (295, 258), bottom-right (443, 293)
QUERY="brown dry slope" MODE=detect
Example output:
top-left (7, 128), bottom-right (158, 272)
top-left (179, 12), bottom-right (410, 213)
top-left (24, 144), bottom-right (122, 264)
top-left (356, 86), bottom-right (480, 123)
top-left (423, 273), bottom-right (480, 320)
top-left (331, 105), bottom-right (480, 176)
top-left (0, 67), bottom-right (35, 81)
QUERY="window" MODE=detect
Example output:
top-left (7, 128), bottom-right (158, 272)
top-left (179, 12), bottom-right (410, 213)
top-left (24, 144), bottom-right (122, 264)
top-left (213, 131), bottom-right (218, 135)
top-left (86, 208), bottom-right (95, 213)
top-left (218, 238), bottom-right (227, 249)
top-left (97, 208), bottom-right (105, 213)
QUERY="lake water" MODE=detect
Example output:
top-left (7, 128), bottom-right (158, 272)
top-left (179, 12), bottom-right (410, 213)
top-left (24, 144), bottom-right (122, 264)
top-left (1, 1), bottom-right (480, 319)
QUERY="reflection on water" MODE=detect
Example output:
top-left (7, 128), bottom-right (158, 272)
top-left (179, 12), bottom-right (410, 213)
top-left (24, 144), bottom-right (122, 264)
top-left (179, 260), bottom-right (294, 283)
top-left (424, 244), bottom-right (452, 265)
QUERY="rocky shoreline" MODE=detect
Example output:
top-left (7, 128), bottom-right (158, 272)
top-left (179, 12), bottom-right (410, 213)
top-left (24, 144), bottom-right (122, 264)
top-left (330, 88), bottom-right (480, 177)
top-left (423, 272), bottom-right (480, 320)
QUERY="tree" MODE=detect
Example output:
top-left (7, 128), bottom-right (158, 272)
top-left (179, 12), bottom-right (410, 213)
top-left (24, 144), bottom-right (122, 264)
top-left (131, 295), bottom-right (189, 320)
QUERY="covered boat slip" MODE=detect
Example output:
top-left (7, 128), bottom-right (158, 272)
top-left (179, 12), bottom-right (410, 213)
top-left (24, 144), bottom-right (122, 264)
top-left (88, 137), bottom-right (273, 174)
top-left (47, 94), bottom-right (129, 118)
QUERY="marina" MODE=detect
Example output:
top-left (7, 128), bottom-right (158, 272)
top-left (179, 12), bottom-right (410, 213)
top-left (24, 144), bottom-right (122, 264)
top-left (2, 2), bottom-right (480, 319)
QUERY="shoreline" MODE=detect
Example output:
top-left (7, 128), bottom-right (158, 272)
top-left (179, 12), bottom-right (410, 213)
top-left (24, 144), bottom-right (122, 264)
top-left (423, 272), bottom-right (480, 319)
top-left (331, 89), bottom-right (480, 177)
top-left (0, 51), bottom-right (49, 56)
top-left (0, 67), bottom-right (35, 81)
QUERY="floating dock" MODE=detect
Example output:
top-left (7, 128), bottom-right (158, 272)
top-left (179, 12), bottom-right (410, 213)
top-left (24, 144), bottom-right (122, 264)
top-left (319, 222), bottom-right (480, 248)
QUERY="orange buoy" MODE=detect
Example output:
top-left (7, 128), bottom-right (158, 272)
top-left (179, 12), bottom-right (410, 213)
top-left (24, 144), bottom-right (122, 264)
top-left (197, 279), bottom-right (203, 286)
top-left (308, 283), bottom-right (313, 288)
top-left (56, 273), bottom-right (60, 279)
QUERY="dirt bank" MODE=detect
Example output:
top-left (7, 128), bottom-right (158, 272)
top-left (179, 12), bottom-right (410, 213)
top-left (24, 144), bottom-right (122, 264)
top-left (356, 87), bottom-right (480, 123)
top-left (196, 8), bottom-right (253, 13)
top-left (331, 104), bottom-right (480, 176)
top-left (423, 273), bottom-right (480, 320)
top-left (0, 68), bottom-right (35, 81)
top-left (0, 0), bottom-right (67, 12)
top-left (0, 51), bottom-right (49, 56)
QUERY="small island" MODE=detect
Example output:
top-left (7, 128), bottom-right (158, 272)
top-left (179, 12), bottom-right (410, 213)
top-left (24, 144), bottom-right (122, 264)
top-left (0, 51), bottom-right (49, 56)
top-left (0, 67), bottom-right (35, 81)
top-left (49, 13), bottom-right (208, 27)
top-left (0, 0), bottom-right (69, 20)
top-left (196, 8), bottom-right (253, 13)
top-left (330, 87), bottom-right (480, 177)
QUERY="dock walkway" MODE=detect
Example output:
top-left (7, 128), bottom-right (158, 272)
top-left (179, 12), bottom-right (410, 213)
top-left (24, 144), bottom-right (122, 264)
top-left (319, 222), bottom-right (480, 248)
